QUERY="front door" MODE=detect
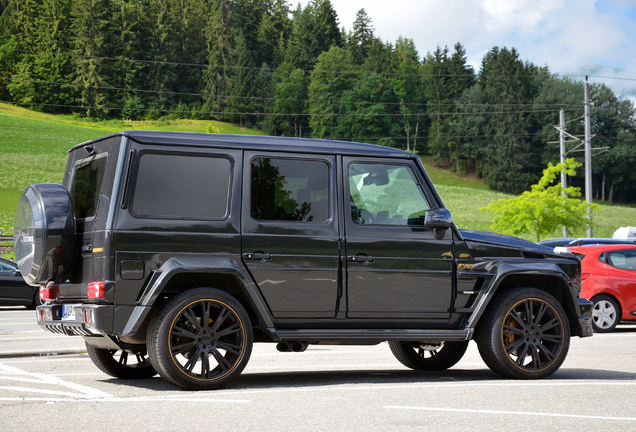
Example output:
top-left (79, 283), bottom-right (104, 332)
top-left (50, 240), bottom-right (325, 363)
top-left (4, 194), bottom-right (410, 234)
top-left (241, 152), bottom-right (340, 319)
top-left (343, 157), bottom-right (454, 320)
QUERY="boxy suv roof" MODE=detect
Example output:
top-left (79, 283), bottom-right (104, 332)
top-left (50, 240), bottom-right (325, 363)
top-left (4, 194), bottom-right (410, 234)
top-left (14, 131), bottom-right (592, 390)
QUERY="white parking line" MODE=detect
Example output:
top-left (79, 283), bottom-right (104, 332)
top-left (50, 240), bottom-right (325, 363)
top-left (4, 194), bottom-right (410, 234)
top-left (384, 406), bottom-right (636, 422)
top-left (0, 363), bottom-right (112, 399)
top-left (0, 357), bottom-right (91, 364)
top-left (0, 336), bottom-right (73, 341)
top-left (0, 397), bottom-right (252, 403)
top-left (0, 322), bottom-right (39, 325)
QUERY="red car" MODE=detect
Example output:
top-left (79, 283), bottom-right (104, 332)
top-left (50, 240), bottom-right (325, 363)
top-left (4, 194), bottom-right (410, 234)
top-left (568, 244), bottom-right (636, 332)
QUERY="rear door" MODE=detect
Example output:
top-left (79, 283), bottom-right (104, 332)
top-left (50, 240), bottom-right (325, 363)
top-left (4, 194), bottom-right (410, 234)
top-left (63, 137), bottom-right (120, 297)
top-left (343, 157), bottom-right (454, 320)
top-left (241, 152), bottom-right (340, 319)
top-left (605, 249), bottom-right (636, 315)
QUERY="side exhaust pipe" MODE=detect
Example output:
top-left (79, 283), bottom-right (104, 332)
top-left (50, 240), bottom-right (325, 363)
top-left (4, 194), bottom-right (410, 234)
top-left (276, 342), bottom-right (291, 352)
top-left (290, 342), bottom-right (308, 352)
top-left (276, 342), bottom-right (308, 352)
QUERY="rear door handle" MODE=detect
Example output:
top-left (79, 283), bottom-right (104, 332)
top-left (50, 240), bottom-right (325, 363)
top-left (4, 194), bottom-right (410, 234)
top-left (243, 252), bottom-right (272, 262)
top-left (348, 254), bottom-right (374, 265)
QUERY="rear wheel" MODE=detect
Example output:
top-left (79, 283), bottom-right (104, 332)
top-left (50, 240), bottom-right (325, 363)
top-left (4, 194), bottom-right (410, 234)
top-left (591, 295), bottom-right (620, 333)
top-left (26, 290), bottom-right (45, 310)
top-left (85, 342), bottom-right (157, 379)
top-left (147, 288), bottom-right (253, 390)
top-left (475, 288), bottom-right (570, 379)
top-left (389, 340), bottom-right (469, 371)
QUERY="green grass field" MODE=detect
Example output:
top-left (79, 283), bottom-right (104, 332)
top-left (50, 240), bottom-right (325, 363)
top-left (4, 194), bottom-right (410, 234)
top-left (1, 102), bottom-right (634, 259)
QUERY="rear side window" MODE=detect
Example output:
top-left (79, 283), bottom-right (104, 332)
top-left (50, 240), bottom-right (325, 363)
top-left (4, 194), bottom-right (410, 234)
top-left (70, 155), bottom-right (108, 219)
top-left (606, 249), bottom-right (636, 271)
top-left (131, 153), bottom-right (232, 219)
top-left (250, 158), bottom-right (329, 223)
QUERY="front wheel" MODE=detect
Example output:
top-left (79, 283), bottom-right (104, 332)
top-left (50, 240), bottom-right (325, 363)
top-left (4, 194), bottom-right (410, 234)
top-left (147, 288), bottom-right (253, 390)
top-left (475, 288), bottom-right (570, 379)
top-left (389, 340), bottom-right (469, 371)
top-left (85, 342), bottom-right (157, 379)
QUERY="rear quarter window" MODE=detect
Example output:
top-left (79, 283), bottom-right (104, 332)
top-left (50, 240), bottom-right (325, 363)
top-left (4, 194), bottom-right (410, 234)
top-left (130, 153), bottom-right (232, 220)
top-left (70, 154), bottom-right (108, 219)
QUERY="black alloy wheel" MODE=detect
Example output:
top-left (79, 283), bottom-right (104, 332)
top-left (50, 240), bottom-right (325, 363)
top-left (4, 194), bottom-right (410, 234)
top-left (389, 340), bottom-right (469, 371)
top-left (147, 288), bottom-right (253, 390)
top-left (85, 342), bottom-right (157, 379)
top-left (476, 288), bottom-right (570, 379)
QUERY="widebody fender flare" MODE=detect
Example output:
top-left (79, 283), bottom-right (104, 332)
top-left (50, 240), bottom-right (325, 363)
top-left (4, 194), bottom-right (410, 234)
top-left (464, 260), bottom-right (582, 331)
top-left (120, 256), bottom-right (274, 337)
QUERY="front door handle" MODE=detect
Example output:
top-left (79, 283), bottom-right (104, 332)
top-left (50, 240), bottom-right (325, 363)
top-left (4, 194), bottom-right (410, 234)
top-left (348, 254), bottom-right (374, 265)
top-left (243, 252), bottom-right (272, 262)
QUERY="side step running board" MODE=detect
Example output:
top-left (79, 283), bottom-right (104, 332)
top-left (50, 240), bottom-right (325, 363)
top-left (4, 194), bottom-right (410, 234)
top-left (267, 328), bottom-right (473, 342)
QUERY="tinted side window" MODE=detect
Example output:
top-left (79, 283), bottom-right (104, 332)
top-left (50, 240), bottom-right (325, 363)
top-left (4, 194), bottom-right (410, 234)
top-left (349, 163), bottom-right (430, 226)
top-left (131, 153), bottom-right (232, 219)
top-left (251, 158), bottom-right (329, 223)
top-left (70, 154), bottom-right (108, 219)
top-left (606, 250), bottom-right (636, 271)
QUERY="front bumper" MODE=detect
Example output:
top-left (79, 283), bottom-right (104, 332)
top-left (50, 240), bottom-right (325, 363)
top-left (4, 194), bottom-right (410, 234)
top-left (577, 298), bottom-right (593, 338)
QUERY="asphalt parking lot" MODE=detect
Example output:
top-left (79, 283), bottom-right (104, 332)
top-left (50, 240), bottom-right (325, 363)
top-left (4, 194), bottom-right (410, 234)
top-left (1, 306), bottom-right (635, 432)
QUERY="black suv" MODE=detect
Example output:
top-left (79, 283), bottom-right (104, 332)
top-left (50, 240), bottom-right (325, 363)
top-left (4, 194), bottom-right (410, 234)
top-left (14, 131), bottom-right (593, 390)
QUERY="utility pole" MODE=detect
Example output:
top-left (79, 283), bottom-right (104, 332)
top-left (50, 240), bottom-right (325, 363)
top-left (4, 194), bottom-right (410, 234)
top-left (559, 105), bottom-right (568, 238)
top-left (584, 76), bottom-right (593, 237)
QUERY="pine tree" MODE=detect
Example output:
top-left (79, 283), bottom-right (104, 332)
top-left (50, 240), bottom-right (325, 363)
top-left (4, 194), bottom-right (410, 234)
top-left (480, 46), bottom-right (536, 193)
top-left (203, 0), bottom-right (234, 116)
top-left (349, 8), bottom-right (373, 65)
top-left (424, 46), bottom-right (451, 162)
top-left (70, 0), bottom-right (111, 118)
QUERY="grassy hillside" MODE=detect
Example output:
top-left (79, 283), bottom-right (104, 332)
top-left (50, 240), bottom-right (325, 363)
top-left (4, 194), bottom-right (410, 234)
top-left (1, 103), bottom-right (635, 257)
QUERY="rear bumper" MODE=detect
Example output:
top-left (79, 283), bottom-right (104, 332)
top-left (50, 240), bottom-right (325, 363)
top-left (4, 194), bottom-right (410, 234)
top-left (576, 298), bottom-right (594, 338)
top-left (36, 304), bottom-right (115, 336)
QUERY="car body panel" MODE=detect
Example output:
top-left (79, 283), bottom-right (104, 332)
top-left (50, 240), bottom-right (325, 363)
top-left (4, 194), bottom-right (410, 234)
top-left (569, 244), bottom-right (636, 322)
top-left (0, 257), bottom-right (37, 306)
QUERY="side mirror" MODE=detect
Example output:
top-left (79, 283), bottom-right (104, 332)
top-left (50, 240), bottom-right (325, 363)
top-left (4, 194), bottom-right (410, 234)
top-left (424, 208), bottom-right (453, 229)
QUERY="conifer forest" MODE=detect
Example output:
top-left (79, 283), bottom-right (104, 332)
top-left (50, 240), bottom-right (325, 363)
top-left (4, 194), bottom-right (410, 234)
top-left (1, 0), bottom-right (636, 201)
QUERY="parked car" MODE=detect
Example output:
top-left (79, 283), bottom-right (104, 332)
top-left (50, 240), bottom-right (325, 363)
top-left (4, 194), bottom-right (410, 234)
top-left (14, 131), bottom-right (592, 389)
top-left (538, 238), bottom-right (636, 248)
top-left (568, 244), bottom-right (636, 332)
top-left (0, 256), bottom-right (40, 308)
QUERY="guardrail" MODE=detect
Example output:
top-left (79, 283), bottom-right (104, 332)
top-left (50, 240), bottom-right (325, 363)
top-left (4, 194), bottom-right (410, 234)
top-left (0, 236), bottom-right (13, 242)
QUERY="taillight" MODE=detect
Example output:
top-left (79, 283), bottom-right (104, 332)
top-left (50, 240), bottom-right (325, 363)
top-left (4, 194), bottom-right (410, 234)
top-left (87, 282), bottom-right (105, 299)
top-left (39, 285), bottom-right (59, 300)
top-left (581, 273), bottom-right (591, 281)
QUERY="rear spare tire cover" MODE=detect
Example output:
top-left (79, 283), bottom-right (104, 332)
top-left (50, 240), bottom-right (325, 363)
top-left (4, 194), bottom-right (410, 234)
top-left (14, 184), bottom-right (76, 286)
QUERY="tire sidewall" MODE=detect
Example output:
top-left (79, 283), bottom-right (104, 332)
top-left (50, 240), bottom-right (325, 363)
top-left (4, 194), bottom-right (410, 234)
top-left (477, 288), bottom-right (570, 379)
top-left (148, 287), bottom-right (253, 390)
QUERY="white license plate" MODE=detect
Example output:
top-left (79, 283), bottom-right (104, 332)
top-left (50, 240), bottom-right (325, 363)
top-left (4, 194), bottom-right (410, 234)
top-left (61, 304), bottom-right (77, 321)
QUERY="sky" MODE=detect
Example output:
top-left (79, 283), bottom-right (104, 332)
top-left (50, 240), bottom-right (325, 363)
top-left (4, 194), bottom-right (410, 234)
top-left (299, 0), bottom-right (636, 99)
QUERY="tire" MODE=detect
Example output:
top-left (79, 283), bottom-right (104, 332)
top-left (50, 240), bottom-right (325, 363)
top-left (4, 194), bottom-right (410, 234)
top-left (26, 290), bottom-right (45, 310)
top-left (389, 340), bottom-right (469, 371)
top-left (85, 342), bottom-right (157, 379)
top-left (147, 288), bottom-right (253, 390)
top-left (14, 184), bottom-right (76, 285)
top-left (475, 288), bottom-right (570, 379)
top-left (591, 295), bottom-right (620, 333)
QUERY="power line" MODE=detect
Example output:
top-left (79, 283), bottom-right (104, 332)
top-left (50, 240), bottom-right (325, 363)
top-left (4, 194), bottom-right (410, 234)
top-left (14, 50), bottom-right (636, 81)
top-left (0, 100), bottom-right (579, 117)
top-left (10, 79), bottom-right (587, 108)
